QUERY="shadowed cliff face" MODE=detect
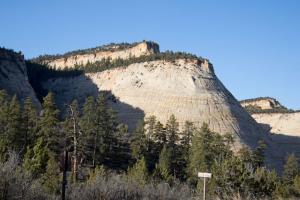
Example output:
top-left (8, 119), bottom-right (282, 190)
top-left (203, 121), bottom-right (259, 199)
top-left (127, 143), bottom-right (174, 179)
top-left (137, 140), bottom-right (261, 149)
top-left (42, 75), bottom-right (145, 131)
top-left (0, 48), bottom-right (40, 108)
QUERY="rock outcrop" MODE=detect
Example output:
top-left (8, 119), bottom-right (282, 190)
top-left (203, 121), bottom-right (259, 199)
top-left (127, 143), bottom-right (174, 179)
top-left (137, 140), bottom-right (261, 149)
top-left (0, 48), bottom-right (40, 107)
top-left (42, 58), bottom-right (269, 151)
top-left (36, 41), bottom-right (159, 70)
top-left (240, 97), bottom-right (300, 136)
top-left (241, 98), bottom-right (300, 166)
top-left (240, 97), bottom-right (283, 110)
top-left (252, 112), bottom-right (300, 136)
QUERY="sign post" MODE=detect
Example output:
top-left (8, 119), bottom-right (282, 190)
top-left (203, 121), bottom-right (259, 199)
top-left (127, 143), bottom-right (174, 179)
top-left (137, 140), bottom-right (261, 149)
top-left (198, 172), bottom-right (212, 200)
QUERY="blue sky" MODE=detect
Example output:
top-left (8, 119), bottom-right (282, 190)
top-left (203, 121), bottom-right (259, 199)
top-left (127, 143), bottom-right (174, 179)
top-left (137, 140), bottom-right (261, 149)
top-left (1, 0), bottom-right (299, 109)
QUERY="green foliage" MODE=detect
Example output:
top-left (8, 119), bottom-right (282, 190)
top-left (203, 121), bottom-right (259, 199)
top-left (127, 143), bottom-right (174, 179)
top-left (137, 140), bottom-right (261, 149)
top-left (22, 97), bottom-right (39, 150)
top-left (38, 92), bottom-right (60, 155)
top-left (31, 41), bottom-right (149, 62)
top-left (283, 154), bottom-right (299, 185)
top-left (186, 125), bottom-right (206, 185)
top-left (88, 165), bottom-right (107, 183)
top-left (244, 104), bottom-right (296, 114)
top-left (23, 137), bottom-right (49, 177)
top-left (0, 90), bottom-right (10, 160)
top-left (156, 145), bottom-right (172, 182)
top-left (127, 157), bottom-right (149, 185)
top-left (41, 154), bottom-right (60, 194)
top-left (80, 96), bottom-right (97, 165)
top-left (1, 88), bottom-right (300, 199)
top-left (130, 120), bottom-right (148, 160)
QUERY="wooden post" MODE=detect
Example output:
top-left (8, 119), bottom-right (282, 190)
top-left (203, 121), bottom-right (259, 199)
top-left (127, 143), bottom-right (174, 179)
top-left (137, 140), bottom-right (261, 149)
top-left (61, 150), bottom-right (68, 200)
top-left (198, 172), bottom-right (212, 200)
top-left (203, 177), bottom-right (206, 200)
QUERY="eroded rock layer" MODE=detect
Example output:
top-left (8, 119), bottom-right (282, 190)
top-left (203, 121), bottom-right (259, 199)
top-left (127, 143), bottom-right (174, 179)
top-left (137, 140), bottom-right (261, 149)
top-left (42, 59), bottom-right (269, 151)
top-left (38, 41), bottom-right (159, 70)
top-left (240, 97), bottom-right (283, 110)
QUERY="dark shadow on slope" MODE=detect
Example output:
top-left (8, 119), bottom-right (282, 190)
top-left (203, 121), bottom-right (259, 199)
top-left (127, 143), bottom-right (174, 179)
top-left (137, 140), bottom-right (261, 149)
top-left (26, 61), bottom-right (84, 102)
top-left (254, 122), bottom-right (300, 173)
top-left (40, 73), bottom-right (144, 132)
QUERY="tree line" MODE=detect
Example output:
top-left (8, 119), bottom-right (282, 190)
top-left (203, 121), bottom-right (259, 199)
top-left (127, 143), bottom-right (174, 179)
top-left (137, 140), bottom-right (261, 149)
top-left (1, 89), bottom-right (300, 199)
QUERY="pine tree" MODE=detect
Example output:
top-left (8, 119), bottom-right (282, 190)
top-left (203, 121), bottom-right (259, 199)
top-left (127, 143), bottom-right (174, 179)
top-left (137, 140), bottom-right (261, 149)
top-left (283, 154), bottom-right (299, 185)
top-left (80, 96), bottom-right (97, 166)
top-left (23, 137), bottom-right (49, 177)
top-left (145, 116), bottom-right (156, 138)
top-left (93, 93), bottom-right (109, 166)
top-left (127, 157), bottom-right (149, 185)
top-left (252, 140), bottom-right (267, 169)
top-left (156, 145), bottom-right (172, 182)
top-left (165, 115), bottom-right (180, 177)
top-left (38, 92), bottom-right (60, 156)
top-left (153, 121), bottom-right (166, 144)
top-left (7, 95), bottom-right (22, 151)
top-left (130, 120), bottom-right (147, 160)
top-left (22, 97), bottom-right (38, 153)
top-left (152, 121), bottom-right (166, 158)
top-left (165, 114), bottom-right (179, 148)
top-left (0, 90), bottom-right (9, 160)
top-left (181, 121), bottom-right (195, 154)
top-left (186, 127), bottom-right (206, 185)
top-left (42, 154), bottom-right (60, 194)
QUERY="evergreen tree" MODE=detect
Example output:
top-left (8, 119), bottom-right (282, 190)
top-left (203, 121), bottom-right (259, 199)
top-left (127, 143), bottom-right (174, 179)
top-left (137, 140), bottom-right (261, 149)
top-left (156, 145), bottom-right (172, 182)
top-left (93, 93), bottom-right (110, 166)
top-left (38, 92), bottom-right (60, 156)
top-left (22, 97), bottom-right (39, 153)
top-left (180, 121), bottom-right (195, 154)
top-left (145, 116), bottom-right (156, 138)
top-left (186, 128), bottom-right (206, 185)
top-left (0, 90), bottom-right (9, 159)
top-left (165, 114), bottom-right (179, 149)
top-left (283, 154), bottom-right (299, 185)
top-left (252, 140), bottom-right (267, 169)
top-left (153, 121), bottom-right (166, 144)
top-left (152, 121), bottom-right (166, 157)
top-left (251, 167), bottom-right (278, 198)
top-left (130, 120), bottom-right (147, 160)
top-left (127, 157), bottom-right (149, 185)
top-left (80, 96), bottom-right (97, 166)
top-left (23, 137), bottom-right (49, 177)
top-left (41, 154), bottom-right (60, 194)
top-left (7, 95), bottom-right (22, 151)
top-left (165, 115), bottom-right (180, 177)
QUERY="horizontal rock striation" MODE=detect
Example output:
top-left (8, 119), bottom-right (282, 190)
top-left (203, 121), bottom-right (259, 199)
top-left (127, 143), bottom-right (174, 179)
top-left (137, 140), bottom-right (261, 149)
top-left (42, 58), bottom-right (269, 151)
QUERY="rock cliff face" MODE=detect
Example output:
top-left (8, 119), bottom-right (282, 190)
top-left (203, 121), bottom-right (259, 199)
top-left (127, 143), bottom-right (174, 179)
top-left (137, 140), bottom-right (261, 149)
top-left (240, 97), bottom-right (282, 110)
top-left (252, 113), bottom-right (300, 136)
top-left (42, 58), bottom-right (269, 151)
top-left (0, 48), bottom-right (40, 107)
top-left (39, 41), bottom-right (160, 69)
top-left (240, 97), bottom-right (300, 136)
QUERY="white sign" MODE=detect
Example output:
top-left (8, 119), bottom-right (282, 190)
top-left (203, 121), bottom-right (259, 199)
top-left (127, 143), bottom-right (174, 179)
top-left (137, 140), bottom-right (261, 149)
top-left (198, 172), bottom-right (212, 178)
